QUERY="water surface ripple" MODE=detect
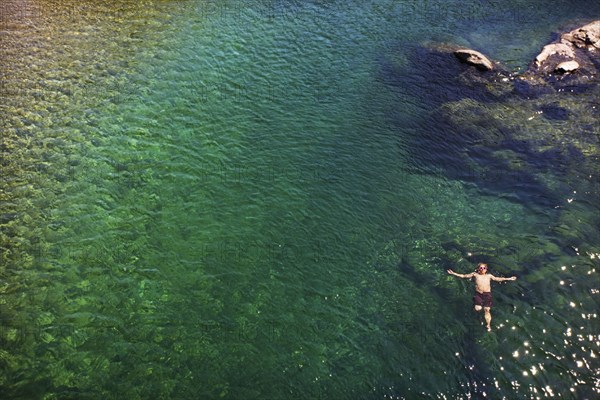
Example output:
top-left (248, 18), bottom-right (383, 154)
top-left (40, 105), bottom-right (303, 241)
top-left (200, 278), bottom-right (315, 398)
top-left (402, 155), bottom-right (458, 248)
top-left (1, 0), bottom-right (599, 399)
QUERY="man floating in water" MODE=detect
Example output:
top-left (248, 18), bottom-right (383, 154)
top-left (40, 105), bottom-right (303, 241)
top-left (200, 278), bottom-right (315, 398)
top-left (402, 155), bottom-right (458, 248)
top-left (447, 263), bottom-right (517, 332)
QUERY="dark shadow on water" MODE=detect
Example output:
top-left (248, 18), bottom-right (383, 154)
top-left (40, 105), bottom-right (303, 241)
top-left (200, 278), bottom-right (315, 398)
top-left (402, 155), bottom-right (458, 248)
top-left (539, 103), bottom-right (571, 121)
top-left (395, 119), bottom-right (566, 211)
top-left (466, 143), bottom-right (568, 209)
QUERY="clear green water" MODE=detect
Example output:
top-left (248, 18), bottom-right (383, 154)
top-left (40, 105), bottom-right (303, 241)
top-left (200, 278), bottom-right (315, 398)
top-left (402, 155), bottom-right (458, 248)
top-left (1, 1), bottom-right (599, 398)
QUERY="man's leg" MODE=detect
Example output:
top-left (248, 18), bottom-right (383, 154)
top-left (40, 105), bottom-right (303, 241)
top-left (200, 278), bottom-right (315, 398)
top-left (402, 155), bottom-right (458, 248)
top-left (474, 305), bottom-right (482, 312)
top-left (484, 307), bottom-right (491, 331)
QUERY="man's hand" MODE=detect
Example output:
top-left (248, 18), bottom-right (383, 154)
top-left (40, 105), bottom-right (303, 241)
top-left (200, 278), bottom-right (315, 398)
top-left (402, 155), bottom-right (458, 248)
top-left (447, 269), bottom-right (455, 275)
top-left (509, 276), bottom-right (517, 281)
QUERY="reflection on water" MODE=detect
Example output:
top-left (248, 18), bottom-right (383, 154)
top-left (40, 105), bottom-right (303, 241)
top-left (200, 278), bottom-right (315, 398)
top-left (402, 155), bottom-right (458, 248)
top-left (1, 0), bottom-right (599, 398)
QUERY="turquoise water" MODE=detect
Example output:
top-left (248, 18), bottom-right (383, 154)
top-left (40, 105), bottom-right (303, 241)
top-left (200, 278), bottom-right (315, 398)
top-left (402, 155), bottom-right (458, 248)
top-left (1, 0), bottom-right (599, 398)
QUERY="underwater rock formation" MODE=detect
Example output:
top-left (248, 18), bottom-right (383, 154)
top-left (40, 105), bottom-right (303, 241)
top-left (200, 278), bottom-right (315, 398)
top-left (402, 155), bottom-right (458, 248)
top-left (392, 20), bottom-right (600, 205)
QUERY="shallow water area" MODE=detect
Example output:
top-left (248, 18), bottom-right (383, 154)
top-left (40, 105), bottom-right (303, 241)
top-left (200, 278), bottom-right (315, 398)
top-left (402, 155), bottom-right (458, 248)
top-left (1, 0), bottom-right (599, 399)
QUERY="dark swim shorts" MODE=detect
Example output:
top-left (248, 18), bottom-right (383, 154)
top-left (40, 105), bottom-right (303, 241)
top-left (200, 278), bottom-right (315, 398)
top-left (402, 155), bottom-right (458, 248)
top-left (473, 292), bottom-right (493, 308)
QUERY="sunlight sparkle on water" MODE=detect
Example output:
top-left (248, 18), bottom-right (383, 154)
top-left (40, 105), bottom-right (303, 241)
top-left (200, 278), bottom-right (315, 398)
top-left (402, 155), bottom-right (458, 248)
top-left (542, 385), bottom-right (555, 396)
top-left (530, 366), bottom-right (537, 375)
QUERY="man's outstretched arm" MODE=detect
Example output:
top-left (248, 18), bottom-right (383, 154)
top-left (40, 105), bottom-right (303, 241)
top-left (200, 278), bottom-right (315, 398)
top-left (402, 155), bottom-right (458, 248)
top-left (491, 275), bottom-right (517, 282)
top-left (447, 269), bottom-right (474, 279)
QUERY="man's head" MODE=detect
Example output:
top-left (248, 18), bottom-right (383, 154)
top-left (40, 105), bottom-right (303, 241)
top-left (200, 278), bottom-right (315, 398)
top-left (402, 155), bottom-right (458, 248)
top-left (477, 263), bottom-right (488, 274)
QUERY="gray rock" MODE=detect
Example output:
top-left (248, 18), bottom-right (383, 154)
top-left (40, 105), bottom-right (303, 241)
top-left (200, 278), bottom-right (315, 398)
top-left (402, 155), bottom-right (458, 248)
top-left (555, 60), bottom-right (579, 73)
top-left (535, 43), bottom-right (575, 66)
top-left (561, 20), bottom-right (600, 49)
top-left (454, 49), bottom-right (494, 71)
